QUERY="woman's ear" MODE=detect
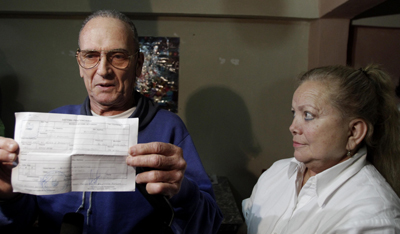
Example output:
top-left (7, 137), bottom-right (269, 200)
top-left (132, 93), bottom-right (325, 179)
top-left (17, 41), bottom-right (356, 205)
top-left (347, 118), bottom-right (368, 151)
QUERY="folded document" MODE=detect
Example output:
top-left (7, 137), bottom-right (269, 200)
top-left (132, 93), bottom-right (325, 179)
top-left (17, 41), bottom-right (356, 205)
top-left (11, 112), bottom-right (138, 195)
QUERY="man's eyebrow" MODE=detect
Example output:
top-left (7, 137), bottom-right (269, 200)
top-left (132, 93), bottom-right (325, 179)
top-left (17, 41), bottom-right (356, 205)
top-left (80, 48), bottom-right (130, 52)
top-left (108, 48), bottom-right (130, 52)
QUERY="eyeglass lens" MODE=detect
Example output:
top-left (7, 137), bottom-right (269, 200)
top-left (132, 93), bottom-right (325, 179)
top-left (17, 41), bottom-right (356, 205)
top-left (77, 50), bottom-right (133, 69)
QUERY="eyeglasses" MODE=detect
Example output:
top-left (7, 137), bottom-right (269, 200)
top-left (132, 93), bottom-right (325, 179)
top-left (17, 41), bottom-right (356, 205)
top-left (76, 48), bottom-right (138, 70)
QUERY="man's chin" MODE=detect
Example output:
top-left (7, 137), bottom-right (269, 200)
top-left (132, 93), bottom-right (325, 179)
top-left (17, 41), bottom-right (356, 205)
top-left (90, 96), bottom-right (118, 107)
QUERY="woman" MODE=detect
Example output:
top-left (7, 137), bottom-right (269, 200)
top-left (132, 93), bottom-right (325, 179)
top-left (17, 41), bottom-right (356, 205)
top-left (242, 65), bottom-right (400, 233)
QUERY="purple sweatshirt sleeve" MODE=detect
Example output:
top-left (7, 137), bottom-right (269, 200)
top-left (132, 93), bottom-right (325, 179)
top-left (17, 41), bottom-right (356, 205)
top-left (169, 134), bottom-right (223, 234)
top-left (0, 194), bottom-right (37, 232)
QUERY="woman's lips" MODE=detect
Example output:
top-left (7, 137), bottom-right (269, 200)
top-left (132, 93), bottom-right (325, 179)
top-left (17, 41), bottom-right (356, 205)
top-left (293, 141), bottom-right (304, 147)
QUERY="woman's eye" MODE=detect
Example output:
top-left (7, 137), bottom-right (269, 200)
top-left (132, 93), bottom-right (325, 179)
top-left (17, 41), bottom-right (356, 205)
top-left (291, 110), bottom-right (295, 118)
top-left (305, 112), bottom-right (314, 120)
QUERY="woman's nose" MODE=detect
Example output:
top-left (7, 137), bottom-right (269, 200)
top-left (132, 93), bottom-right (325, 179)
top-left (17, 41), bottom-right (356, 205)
top-left (289, 117), bottom-right (299, 135)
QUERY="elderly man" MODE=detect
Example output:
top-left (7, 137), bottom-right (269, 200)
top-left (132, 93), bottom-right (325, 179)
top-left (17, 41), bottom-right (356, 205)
top-left (0, 10), bottom-right (222, 233)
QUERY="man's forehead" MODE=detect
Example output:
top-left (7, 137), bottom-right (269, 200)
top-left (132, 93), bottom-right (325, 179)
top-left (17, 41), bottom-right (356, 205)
top-left (79, 17), bottom-right (134, 49)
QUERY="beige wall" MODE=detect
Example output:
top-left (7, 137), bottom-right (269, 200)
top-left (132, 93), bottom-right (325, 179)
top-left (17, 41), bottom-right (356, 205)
top-left (0, 0), bottom-right (319, 18)
top-left (0, 2), bottom-right (311, 204)
top-left (0, 15), bottom-right (309, 203)
top-left (0, 0), bottom-right (388, 206)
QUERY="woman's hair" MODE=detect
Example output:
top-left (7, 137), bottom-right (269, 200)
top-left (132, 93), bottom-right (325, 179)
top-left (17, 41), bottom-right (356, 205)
top-left (298, 64), bottom-right (400, 196)
top-left (78, 10), bottom-right (139, 50)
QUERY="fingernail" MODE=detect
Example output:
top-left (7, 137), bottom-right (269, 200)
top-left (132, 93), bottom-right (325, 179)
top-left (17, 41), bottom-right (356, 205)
top-left (8, 153), bottom-right (16, 161)
top-left (126, 157), bottom-right (132, 164)
top-left (8, 143), bottom-right (15, 151)
top-left (130, 148), bottom-right (136, 156)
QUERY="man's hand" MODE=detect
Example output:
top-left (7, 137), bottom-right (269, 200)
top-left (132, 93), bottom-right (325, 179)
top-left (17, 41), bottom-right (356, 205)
top-left (126, 142), bottom-right (187, 199)
top-left (0, 137), bottom-right (19, 199)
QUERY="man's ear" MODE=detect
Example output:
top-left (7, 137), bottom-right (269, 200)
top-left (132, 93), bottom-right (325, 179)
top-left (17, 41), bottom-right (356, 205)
top-left (79, 67), bottom-right (84, 79)
top-left (347, 118), bottom-right (368, 151)
top-left (135, 52), bottom-right (144, 77)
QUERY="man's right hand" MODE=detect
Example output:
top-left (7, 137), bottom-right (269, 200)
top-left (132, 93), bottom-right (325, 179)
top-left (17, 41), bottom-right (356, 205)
top-left (0, 137), bottom-right (19, 199)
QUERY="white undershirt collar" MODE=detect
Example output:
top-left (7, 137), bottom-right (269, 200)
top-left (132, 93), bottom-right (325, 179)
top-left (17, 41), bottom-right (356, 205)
top-left (91, 106), bottom-right (136, 119)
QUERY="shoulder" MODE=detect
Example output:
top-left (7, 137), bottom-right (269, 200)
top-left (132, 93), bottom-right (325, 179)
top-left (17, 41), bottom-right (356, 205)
top-left (255, 158), bottom-right (295, 190)
top-left (260, 158), bottom-right (294, 177)
top-left (332, 162), bottom-right (400, 206)
top-left (50, 105), bottom-right (82, 115)
top-left (150, 109), bottom-right (187, 131)
top-left (154, 109), bottom-right (184, 123)
top-left (244, 158), bottom-right (297, 213)
top-left (258, 158), bottom-right (294, 180)
top-left (354, 164), bottom-right (400, 205)
top-left (332, 164), bottom-right (400, 228)
top-left (271, 158), bottom-right (293, 168)
top-left (139, 109), bottom-right (190, 144)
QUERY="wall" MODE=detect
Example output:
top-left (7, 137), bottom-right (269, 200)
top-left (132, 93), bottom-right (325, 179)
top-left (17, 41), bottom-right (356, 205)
top-left (0, 0), bottom-right (392, 221)
top-left (0, 0), bottom-right (319, 18)
top-left (353, 14), bottom-right (400, 28)
top-left (0, 0), bottom-right (313, 206)
top-left (349, 26), bottom-right (400, 79)
top-left (350, 13), bottom-right (400, 98)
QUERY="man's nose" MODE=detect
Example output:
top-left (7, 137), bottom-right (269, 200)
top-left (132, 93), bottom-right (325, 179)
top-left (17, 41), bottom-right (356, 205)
top-left (96, 54), bottom-right (112, 77)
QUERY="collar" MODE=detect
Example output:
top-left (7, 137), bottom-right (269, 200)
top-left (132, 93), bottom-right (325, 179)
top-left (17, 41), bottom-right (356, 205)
top-left (80, 91), bottom-right (159, 131)
top-left (287, 146), bottom-right (368, 208)
top-left (91, 106), bottom-right (136, 118)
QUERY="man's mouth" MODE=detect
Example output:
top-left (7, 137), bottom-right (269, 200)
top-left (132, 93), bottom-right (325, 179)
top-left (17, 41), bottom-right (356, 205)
top-left (97, 83), bottom-right (115, 87)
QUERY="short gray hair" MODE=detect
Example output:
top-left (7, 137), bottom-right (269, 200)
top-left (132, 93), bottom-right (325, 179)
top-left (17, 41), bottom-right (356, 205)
top-left (78, 9), bottom-right (139, 50)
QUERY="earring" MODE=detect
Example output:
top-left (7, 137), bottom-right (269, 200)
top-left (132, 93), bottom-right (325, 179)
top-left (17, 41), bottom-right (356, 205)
top-left (347, 150), bottom-right (351, 157)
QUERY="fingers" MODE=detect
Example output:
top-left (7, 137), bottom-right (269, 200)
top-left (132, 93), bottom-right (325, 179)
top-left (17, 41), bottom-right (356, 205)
top-left (138, 170), bottom-right (184, 198)
top-left (145, 182), bottom-right (180, 199)
top-left (129, 142), bottom-right (178, 157)
top-left (135, 169), bottom-right (184, 198)
top-left (126, 142), bottom-right (187, 198)
top-left (0, 137), bottom-right (18, 199)
top-left (127, 142), bottom-right (186, 170)
top-left (127, 154), bottom-right (181, 170)
top-left (0, 137), bottom-right (19, 163)
top-left (136, 169), bottom-right (184, 185)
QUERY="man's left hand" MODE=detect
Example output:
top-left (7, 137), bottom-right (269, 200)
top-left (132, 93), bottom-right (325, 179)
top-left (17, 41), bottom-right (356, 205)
top-left (126, 142), bottom-right (187, 199)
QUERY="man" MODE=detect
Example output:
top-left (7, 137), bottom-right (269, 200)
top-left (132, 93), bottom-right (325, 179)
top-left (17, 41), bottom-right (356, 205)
top-left (0, 10), bottom-right (222, 233)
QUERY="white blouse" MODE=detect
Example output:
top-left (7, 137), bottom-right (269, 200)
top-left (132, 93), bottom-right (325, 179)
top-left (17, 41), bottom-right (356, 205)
top-left (242, 147), bottom-right (400, 234)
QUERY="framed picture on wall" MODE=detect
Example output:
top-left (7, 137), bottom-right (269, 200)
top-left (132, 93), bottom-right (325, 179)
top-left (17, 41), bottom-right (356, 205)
top-left (136, 37), bottom-right (180, 113)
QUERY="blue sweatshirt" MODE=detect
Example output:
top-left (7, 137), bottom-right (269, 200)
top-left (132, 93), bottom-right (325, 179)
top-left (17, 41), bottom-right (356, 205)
top-left (0, 94), bottom-right (223, 233)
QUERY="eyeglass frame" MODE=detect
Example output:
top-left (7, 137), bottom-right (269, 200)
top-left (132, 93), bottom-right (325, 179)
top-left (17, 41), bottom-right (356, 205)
top-left (75, 48), bottom-right (139, 70)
